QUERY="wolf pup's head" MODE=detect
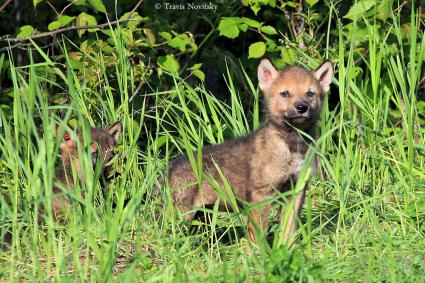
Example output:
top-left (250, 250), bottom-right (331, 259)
top-left (59, 122), bottom-right (122, 181)
top-left (258, 59), bottom-right (333, 130)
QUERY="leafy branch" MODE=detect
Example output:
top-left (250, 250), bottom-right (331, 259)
top-left (0, 0), bottom-right (144, 43)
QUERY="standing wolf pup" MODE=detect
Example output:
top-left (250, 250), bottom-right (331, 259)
top-left (167, 59), bottom-right (333, 243)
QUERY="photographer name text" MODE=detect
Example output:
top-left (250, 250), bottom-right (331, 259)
top-left (155, 2), bottom-right (218, 12)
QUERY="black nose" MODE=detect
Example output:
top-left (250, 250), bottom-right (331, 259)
top-left (296, 102), bottom-right (308, 114)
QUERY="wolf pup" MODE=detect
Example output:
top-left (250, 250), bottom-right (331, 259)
top-left (167, 59), bottom-right (333, 243)
top-left (51, 121), bottom-right (122, 218)
top-left (1, 122), bottom-right (122, 248)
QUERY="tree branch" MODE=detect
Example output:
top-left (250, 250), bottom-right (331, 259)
top-left (0, 0), bottom-right (12, 13)
top-left (0, 0), bottom-right (144, 43)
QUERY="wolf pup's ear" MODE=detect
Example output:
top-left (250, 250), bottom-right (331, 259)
top-left (314, 60), bottom-right (333, 93)
top-left (106, 121), bottom-right (122, 143)
top-left (258, 58), bottom-right (279, 92)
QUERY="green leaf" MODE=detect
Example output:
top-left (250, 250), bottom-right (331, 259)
top-left (267, 0), bottom-right (276, 7)
top-left (76, 12), bottom-right (97, 36)
top-left (33, 0), bottom-right (44, 7)
top-left (48, 15), bottom-right (75, 31)
top-left (377, 0), bottom-right (394, 22)
top-left (168, 37), bottom-right (186, 52)
top-left (241, 17), bottom-right (260, 28)
top-left (192, 69), bottom-right (205, 81)
top-left (122, 29), bottom-right (134, 45)
top-left (88, 0), bottom-right (106, 13)
top-left (261, 25), bottom-right (277, 35)
top-left (344, 0), bottom-right (377, 20)
top-left (17, 25), bottom-right (35, 38)
top-left (48, 21), bottom-right (61, 31)
top-left (218, 18), bottom-right (240, 39)
top-left (119, 11), bottom-right (145, 28)
top-left (69, 60), bottom-right (85, 70)
top-left (306, 0), bottom-right (319, 6)
top-left (281, 48), bottom-right (297, 64)
top-left (344, 23), bottom-right (370, 43)
top-left (74, 0), bottom-right (88, 6)
top-left (248, 42), bottom-right (266, 58)
top-left (239, 23), bottom-right (249, 32)
top-left (59, 15), bottom-right (76, 26)
top-left (250, 3), bottom-right (261, 15)
top-left (144, 28), bottom-right (156, 45)
top-left (267, 39), bottom-right (278, 49)
top-left (281, 1), bottom-right (297, 8)
top-left (0, 54), bottom-right (4, 74)
top-left (159, 31), bottom-right (172, 41)
top-left (157, 55), bottom-right (180, 74)
top-left (188, 63), bottom-right (202, 71)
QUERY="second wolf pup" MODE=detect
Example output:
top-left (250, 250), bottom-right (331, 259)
top-left (2, 122), bottom-right (122, 249)
top-left (167, 59), bottom-right (333, 243)
top-left (50, 122), bottom-right (122, 218)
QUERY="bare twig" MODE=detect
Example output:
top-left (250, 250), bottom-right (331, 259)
top-left (0, 0), bottom-right (144, 43)
top-left (0, 43), bottom-right (22, 53)
top-left (289, 0), bottom-right (305, 49)
top-left (296, 0), bottom-right (305, 49)
top-left (354, 48), bottom-right (370, 65)
top-left (0, 0), bottom-right (12, 13)
top-left (418, 73), bottom-right (425, 87)
top-left (394, 1), bottom-right (408, 13)
top-left (0, 19), bottom-right (128, 43)
top-left (46, 1), bottom-right (60, 16)
top-left (59, 1), bottom-right (74, 17)
top-left (129, 81), bottom-right (145, 102)
top-left (18, 42), bottom-right (56, 51)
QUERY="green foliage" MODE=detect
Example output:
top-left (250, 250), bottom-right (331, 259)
top-left (33, 0), bottom-right (44, 7)
top-left (76, 12), bottom-right (97, 36)
top-left (48, 15), bottom-right (76, 31)
top-left (88, 0), bottom-right (107, 13)
top-left (261, 25), bottom-right (277, 35)
top-left (344, 0), bottom-right (377, 20)
top-left (218, 17), bottom-right (243, 39)
top-left (248, 41), bottom-right (266, 58)
top-left (0, 1), bottom-right (425, 280)
top-left (0, 0), bottom-right (418, 116)
top-left (16, 25), bottom-right (35, 38)
top-left (157, 54), bottom-right (180, 74)
top-left (264, 248), bottom-right (322, 282)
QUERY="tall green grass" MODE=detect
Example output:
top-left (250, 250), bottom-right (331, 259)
top-left (1, 8), bottom-right (425, 282)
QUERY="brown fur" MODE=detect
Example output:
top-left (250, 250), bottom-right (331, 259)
top-left (51, 122), bottom-right (122, 218)
top-left (167, 59), bottom-right (333, 243)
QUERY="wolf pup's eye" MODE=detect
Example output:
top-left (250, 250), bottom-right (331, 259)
top-left (307, 90), bottom-right (315, 97)
top-left (280, 91), bottom-right (289, 98)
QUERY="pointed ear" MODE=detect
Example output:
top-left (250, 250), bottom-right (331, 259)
top-left (106, 121), bottom-right (122, 143)
top-left (258, 58), bottom-right (279, 92)
top-left (314, 59), bottom-right (333, 93)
